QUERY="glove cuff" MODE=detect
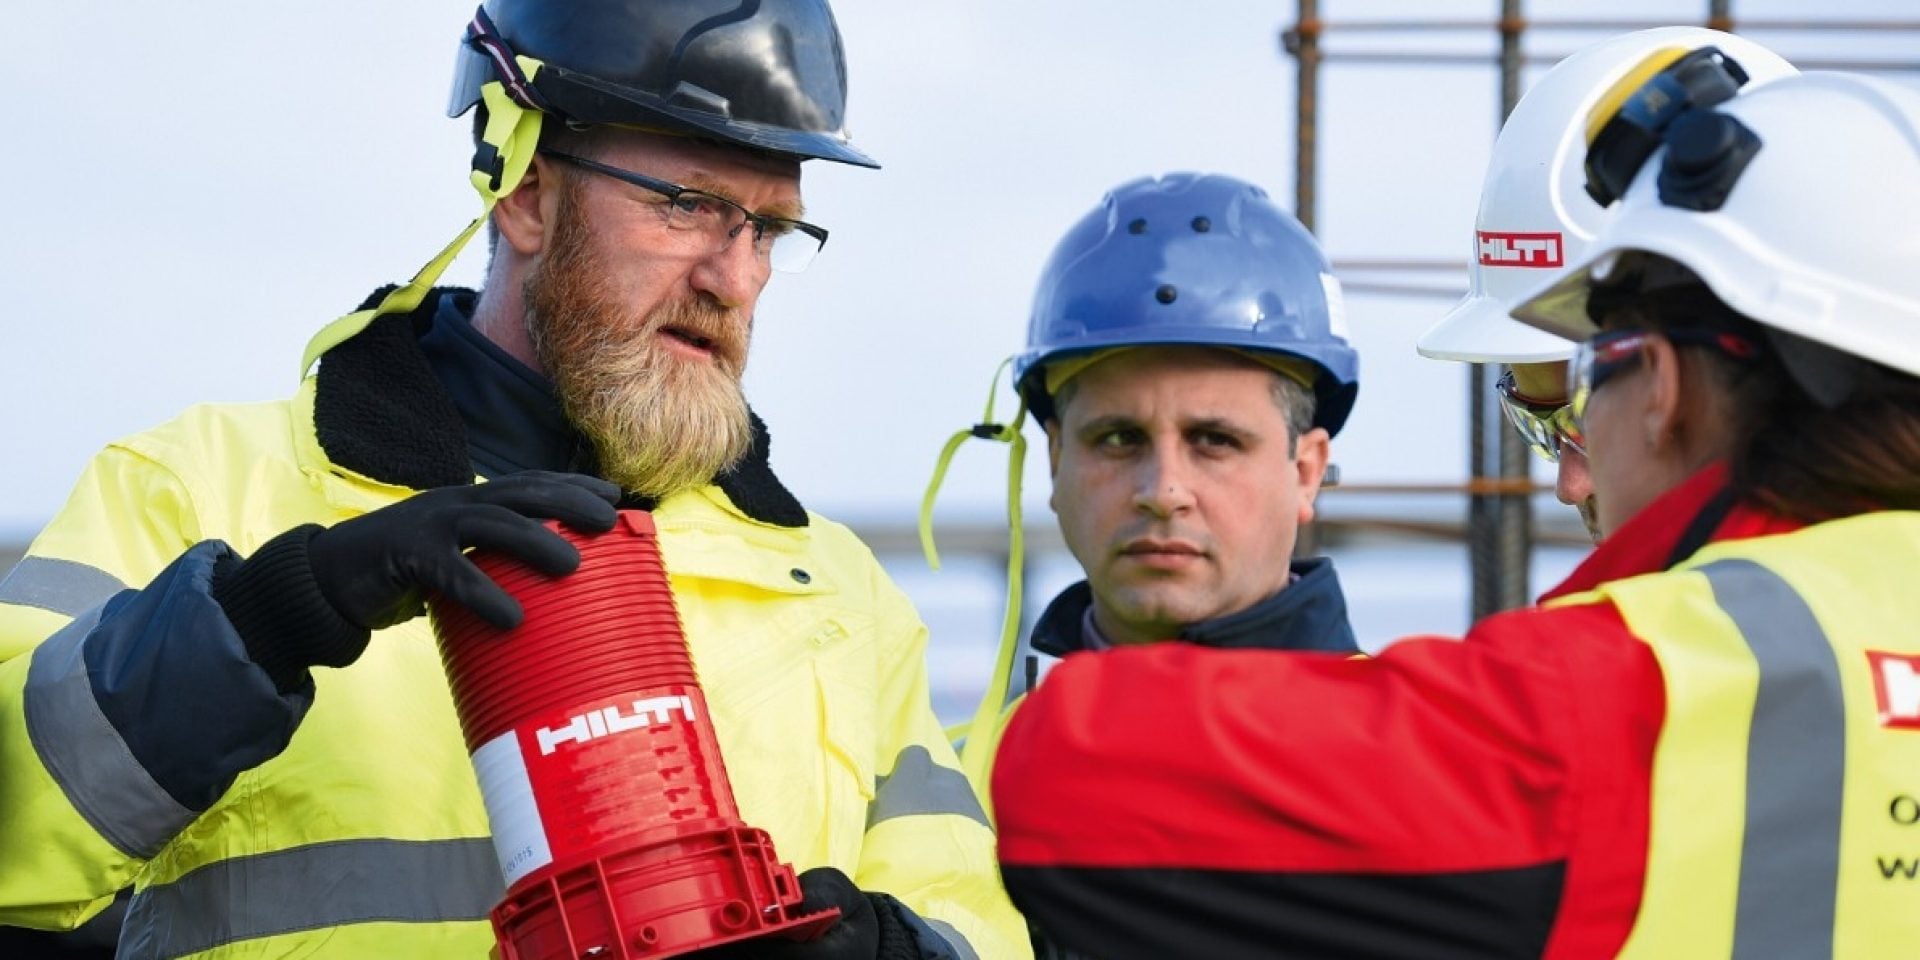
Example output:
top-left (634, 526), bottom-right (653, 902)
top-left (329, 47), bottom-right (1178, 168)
top-left (213, 524), bottom-right (370, 694)
top-left (866, 893), bottom-right (926, 960)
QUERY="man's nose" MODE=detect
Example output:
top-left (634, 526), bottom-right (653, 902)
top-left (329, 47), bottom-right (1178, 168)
top-left (1132, 447), bottom-right (1197, 518)
top-left (689, 229), bottom-right (772, 310)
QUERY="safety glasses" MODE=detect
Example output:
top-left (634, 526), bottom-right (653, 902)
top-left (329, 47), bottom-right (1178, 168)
top-left (1496, 370), bottom-right (1585, 462)
top-left (1569, 327), bottom-right (1762, 434)
top-left (542, 151), bottom-right (829, 273)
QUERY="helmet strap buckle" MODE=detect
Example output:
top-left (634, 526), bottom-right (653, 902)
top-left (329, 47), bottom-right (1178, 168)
top-left (464, 6), bottom-right (553, 114)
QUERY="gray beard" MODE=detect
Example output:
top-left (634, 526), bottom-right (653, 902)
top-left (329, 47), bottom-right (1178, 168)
top-left (520, 183), bottom-right (753, 499)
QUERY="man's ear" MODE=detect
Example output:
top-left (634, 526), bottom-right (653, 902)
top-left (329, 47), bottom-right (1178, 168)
top-left (493, 155), bottom-right (560, 257)
top-left (1293, 427), bottom-right (1332, 526)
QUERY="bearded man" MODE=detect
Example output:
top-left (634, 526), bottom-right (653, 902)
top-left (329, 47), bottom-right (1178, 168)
top-left (0, 4), bottom-right (1028, 959)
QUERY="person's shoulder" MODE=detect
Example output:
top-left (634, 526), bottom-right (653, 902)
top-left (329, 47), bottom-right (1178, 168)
top-left (797, 509), bottom-right (880, 559)
top-left (691, 493), bottom-right (884, 565)
top-left (659, 491), bottom-right (893, 583)
top-left (790, 509), bottom-right (903, 593)
top-left (110, 397), bottom-right (302, 467)
top-left (1447, 595), bottom-right (1661, 701)
top-left (1466, 596), bottom-right (1631, 649)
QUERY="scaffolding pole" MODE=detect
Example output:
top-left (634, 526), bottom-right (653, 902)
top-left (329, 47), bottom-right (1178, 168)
top-left (1282, 0), bottom-right (1324, 558)
top-left (1473, 0), bottom-right (1534, 617)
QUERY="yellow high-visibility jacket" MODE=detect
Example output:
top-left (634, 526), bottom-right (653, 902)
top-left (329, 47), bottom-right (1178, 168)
top-left (1576, 512), bottom-right (1920, 958)
top-left (0, 307), bottom-right (1028, 960)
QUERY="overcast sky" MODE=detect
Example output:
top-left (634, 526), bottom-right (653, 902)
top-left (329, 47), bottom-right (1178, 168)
top-left (6, 1), bottom-right (1917, 542)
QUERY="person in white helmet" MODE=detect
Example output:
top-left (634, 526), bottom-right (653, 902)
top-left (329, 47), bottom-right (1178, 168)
top-left (994, 57), bottom-right (1920, 958)
top-left (1419, 28), bottom-right (1795, 541)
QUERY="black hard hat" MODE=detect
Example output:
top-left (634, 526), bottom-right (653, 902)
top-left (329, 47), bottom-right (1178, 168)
top-left (447, 0), bottom-right (878, 168)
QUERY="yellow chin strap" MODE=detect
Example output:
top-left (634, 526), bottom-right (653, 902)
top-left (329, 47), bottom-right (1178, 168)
top-left (919, 359), bottom-right (1029, 759)
top-left (298, 64), bottom-right (548, 378)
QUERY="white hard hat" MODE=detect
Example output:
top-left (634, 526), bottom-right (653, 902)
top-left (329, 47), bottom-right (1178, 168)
top-left (1418, 28), bottom-right (1797, 364)
top-left (1514, 71), bottom-right (1920, 382)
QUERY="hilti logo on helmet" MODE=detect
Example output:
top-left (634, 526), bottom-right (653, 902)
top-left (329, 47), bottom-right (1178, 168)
top-left (1478, 231), bottom-right (1565, 268)
top-left (537, 696), bottom-right (698, 755)
top-left (1869, 652), bottom-right (1920, 730)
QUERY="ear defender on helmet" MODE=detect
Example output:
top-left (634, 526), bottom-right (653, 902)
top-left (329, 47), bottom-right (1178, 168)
top-left (1584, 46), bottom-right (1763, 212)
top-left (1655, 110), bottom-right (1762, 213)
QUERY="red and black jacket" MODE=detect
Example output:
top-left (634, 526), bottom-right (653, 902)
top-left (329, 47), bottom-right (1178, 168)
top-left (993, 464), bottom-right (1801, 959)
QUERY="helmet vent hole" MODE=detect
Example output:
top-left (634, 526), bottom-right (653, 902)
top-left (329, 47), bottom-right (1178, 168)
top-left (1191, 216), bottom-right (1212, 233)
top-left (1155, 285), bottom-right (1179, 304)
top-left (1128, 218), bottom-right (1148, 235)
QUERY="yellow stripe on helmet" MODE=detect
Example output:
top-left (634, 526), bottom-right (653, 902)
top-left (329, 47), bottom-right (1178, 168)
top-left (1585, 46), bottom-right (1692, 147)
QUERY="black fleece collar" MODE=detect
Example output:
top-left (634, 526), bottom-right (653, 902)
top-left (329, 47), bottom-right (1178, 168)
top-left (1029, 556), bottom-right (1358, 655)
top-left (311, 286), bottom-right (808, 528)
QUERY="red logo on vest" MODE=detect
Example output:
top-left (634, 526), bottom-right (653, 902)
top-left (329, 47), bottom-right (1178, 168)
top-left (1477, 231), bottom-right (1564, 268)
top-left (1868, 651), bottom-right (1920, 730)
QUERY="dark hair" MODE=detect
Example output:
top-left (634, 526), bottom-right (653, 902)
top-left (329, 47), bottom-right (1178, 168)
top-left (1734, 355), bottom-right (1920, 521)
top-left (1591, 254), bottom-right (1920, 522)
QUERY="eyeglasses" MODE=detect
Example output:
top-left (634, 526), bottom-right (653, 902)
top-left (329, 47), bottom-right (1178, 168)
top-left (541, 151), bottom-right (829, 273)
top-left (1496, 370), bottom-right (1585, 462)
top-left (1569, 327), bottom-right (1762, 434)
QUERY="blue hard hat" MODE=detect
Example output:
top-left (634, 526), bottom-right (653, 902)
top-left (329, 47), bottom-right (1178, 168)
top-left (1016, 173), bottom-right (1359, 436)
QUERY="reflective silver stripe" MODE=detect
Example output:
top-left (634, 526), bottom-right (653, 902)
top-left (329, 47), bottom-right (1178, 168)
top-left (1699, 559), bottom-right (1844, 960)
top-left (24, 604), bottom-right (194, 860)
top-left (0, 556), bottom-right (127, 617)
top-left (868, 745), bottom-right (990, 831)
top-left (118, 838), bottom-right (503, 960)
top-left (921, 917), bottom-right (982, 960)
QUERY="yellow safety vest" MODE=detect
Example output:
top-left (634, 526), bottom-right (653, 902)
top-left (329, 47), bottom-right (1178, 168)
top-left (1566, 511), bottom-right (1920, 957)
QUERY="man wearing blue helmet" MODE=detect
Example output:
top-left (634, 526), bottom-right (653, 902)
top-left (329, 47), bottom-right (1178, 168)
top-left (1018, 171), bottom-right (1364, 651)
top-left (942, 174), bottom-right (1362, 843)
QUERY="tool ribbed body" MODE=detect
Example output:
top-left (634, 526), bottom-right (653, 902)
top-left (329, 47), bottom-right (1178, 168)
top-left (432, 510), bottom-right (836, 959)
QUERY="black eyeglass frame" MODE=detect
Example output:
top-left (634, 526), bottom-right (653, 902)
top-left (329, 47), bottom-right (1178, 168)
top-left (540, 150), bottom-right (829, 271)
top-left (1569, 327), bottom-right (1762, 436)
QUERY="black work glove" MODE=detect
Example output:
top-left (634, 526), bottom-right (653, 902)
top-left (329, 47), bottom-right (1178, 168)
top-left (214, 471), bottom-right (619, 692)
top-left (700, 867), bottom-right (930, 960)
top-left (307, 471), bottom-right (619, 631)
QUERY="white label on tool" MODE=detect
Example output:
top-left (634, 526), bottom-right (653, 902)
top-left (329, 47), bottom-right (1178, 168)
top-left (472, 731), bottom-right (551, 886)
